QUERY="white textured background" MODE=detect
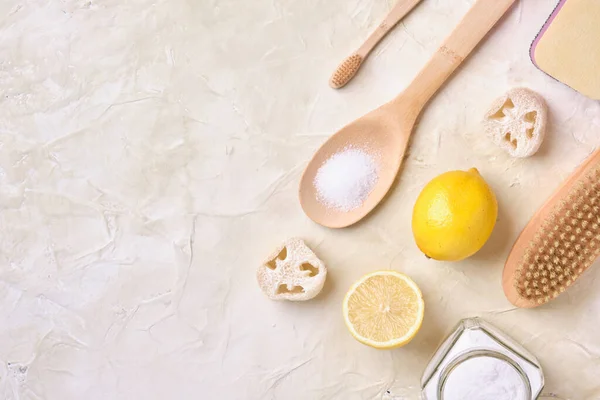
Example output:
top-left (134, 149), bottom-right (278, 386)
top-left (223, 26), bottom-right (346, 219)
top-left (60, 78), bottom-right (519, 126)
top-left (1, 0), bottom-right (600, 399)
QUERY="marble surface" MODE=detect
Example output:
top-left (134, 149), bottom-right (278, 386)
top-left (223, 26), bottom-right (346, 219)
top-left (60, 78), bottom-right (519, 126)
top-left (1, 0), bottom-right (600, 398)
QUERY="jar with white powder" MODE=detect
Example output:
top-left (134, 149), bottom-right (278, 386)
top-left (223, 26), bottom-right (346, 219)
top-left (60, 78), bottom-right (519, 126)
top-left (421, 318), bottom-right (545, 400)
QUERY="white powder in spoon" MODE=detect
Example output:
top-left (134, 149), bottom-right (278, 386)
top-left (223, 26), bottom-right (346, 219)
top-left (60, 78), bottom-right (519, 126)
top-left (314, 147), bottom-right (379, 212)
top-left (442, 356), bottom-right (528, 400)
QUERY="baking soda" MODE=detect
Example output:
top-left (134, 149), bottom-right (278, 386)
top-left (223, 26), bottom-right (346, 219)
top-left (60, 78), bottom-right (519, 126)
top-left (442, 356), bottom-right (528, 400)
top-left (314, 147), bottom-right (379, 212)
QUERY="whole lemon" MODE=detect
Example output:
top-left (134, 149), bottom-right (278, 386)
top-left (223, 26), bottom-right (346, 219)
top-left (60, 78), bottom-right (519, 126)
top-left (412, 168), bottom-right (498, 261)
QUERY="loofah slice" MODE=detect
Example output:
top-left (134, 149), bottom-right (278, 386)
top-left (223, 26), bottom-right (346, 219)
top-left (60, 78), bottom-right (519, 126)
top-left (484, 88), bottom-right (548, 158)
top-left (257, 238), bottom-right (327, 301)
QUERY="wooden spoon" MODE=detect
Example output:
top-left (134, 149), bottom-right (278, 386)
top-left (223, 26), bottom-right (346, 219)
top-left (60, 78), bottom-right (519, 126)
top-left (300, 0), bottom-right (516, 229)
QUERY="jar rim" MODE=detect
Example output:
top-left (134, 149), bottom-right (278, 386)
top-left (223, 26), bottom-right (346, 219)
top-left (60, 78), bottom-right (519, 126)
top-left (437, 349), bottom-right (532, 400)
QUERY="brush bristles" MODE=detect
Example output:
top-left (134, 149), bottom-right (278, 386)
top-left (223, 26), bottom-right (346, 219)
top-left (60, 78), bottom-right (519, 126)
top-left (515, 165), bottom-right (600, 306)
top-left (329, 54), bottom-right (363, 89)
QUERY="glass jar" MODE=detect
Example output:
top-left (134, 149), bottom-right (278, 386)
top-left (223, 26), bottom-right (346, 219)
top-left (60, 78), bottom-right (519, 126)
top-left (421, 317), bottom-right (544, 400)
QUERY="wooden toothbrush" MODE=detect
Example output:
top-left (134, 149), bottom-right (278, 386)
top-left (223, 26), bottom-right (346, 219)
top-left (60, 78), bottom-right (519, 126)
top-left (329, 0), bottom-right (424, 89)
top-left (300, 0), bottom-right (517, 228)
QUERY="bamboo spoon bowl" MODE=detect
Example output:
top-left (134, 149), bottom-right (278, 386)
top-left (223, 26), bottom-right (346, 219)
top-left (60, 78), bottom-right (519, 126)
top-left (300, 0), bottom-right (517, 228)
top-left (299, 100), bottom-right (417, 229)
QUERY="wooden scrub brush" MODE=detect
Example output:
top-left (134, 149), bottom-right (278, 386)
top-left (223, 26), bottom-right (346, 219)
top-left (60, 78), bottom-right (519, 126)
top-left (503, 149), bottom-right (600, 308)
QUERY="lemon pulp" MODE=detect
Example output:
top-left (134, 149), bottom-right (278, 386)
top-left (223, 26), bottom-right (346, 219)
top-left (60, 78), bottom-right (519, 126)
top-left (343, 271), bottom-right (424, 349)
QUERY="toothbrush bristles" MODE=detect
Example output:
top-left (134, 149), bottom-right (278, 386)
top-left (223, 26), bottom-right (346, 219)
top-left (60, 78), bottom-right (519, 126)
top-left (329, 54), bottom-right (363, 89)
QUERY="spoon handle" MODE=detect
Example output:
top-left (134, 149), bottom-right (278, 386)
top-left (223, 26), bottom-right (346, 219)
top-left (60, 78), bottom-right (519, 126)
top-left (401, 0), bottom-right (517, 109)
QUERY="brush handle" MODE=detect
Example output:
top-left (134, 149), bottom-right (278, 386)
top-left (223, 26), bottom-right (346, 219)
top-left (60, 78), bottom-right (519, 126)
top-left (400, 0), bottom-right (517, 110)
top-left (357, 0), bottom-right (423, 57)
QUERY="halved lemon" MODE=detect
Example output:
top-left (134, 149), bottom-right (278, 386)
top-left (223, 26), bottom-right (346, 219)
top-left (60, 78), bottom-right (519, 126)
top-left (343, 271), bottom-right (425, 349)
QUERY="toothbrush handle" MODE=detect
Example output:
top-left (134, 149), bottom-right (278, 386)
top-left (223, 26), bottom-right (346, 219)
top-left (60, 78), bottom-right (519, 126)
top-left (401, 0), bottom-right (517, 109)
top-left (329, 0), bottom-right (423, 89)
top-left (357, 0), bottom-right (423, 57)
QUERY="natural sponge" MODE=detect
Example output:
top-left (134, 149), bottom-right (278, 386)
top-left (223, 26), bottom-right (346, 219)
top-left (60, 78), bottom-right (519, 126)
top-left (530, 0), bottom-right (600, 100)
top-left (257, 238), bottom-right (327, 301)
top-left (483, 88), bottom-right (548, 158)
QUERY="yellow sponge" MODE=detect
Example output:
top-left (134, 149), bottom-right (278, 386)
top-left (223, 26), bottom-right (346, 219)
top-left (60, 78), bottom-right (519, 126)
top-left (531, 0), bottom-right (600, 100)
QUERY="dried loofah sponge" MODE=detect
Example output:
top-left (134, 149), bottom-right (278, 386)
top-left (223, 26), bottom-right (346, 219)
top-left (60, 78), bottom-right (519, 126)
top-left (257, 238), bottom-right (327, 301)
top-left (483, 88), bottom-right (548, 158)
